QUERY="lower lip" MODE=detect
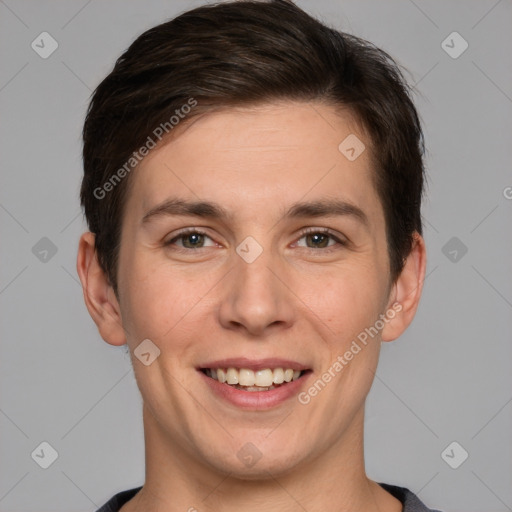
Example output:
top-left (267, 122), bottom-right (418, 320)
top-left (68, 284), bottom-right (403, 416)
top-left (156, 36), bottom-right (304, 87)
top-left (198, 370), bottom-right (311, 410)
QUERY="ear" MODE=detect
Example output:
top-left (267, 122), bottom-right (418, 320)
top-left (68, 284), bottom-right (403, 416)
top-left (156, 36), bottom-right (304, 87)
top-left (381, 232), bottom-right (427, 342)
top-left (76, 231), bottom-right (127, 346)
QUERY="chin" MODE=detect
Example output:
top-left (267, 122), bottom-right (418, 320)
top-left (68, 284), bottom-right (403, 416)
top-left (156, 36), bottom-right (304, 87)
top-left (202, 442), bottom-right (307, 481)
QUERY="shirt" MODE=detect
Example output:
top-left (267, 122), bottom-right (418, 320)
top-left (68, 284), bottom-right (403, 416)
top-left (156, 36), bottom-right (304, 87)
top-left (95, 482), bottom-right (443, 511)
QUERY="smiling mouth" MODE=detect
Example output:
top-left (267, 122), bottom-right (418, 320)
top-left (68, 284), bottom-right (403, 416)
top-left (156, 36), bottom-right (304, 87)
top-left (200, 367), bottom-right (311, 392)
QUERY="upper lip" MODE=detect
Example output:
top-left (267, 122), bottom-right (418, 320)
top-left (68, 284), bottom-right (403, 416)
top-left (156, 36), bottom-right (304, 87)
top-left (198, 357), bottom-right (310, 372)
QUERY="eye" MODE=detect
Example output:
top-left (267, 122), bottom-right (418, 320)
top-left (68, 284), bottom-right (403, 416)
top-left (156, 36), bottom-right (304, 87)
top-left (294, 228), bottom-right (346, 251)
top-left (164, 227), bottom-right (347, 252)
top-left (164, 229), bottom-right (216, 249)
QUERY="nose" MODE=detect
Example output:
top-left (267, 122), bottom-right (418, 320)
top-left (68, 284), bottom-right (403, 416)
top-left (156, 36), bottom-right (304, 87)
top-left (217, 244), bottom-right (295, 337)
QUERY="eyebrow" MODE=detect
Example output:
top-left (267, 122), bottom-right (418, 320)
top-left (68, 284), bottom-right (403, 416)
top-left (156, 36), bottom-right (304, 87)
top-left (141, 197), bottom-right (369, 227)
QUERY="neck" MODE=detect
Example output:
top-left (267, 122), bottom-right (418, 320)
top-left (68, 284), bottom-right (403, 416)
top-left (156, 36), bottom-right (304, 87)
top-left (121, 404), bottom-right (402, 512)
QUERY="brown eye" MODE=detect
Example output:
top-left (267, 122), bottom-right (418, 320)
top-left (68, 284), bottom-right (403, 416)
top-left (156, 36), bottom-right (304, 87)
top-left (304, 232), bottom-right (332, 248)
top-left (180, 232), bottom-right (205, 248)
top-left (295, 228), bottom-right (345, 251)
top-left (165, 229), bottom-right (215, 249)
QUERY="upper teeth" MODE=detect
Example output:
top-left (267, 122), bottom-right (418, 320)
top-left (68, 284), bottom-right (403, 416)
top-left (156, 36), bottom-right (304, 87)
top-left (206, 368), bottom-right (302, 386)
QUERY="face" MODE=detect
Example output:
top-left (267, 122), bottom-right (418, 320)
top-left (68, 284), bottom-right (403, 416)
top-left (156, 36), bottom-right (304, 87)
top-left (109, 101), bottom-right (403, 477)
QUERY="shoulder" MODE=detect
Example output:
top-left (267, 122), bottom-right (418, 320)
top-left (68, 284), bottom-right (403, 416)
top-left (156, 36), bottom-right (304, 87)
top-left (95, 486), bottom-right (143, 512)
top-left (95, 483), bottom-right (443, 512)
top-left (379, 482), bottom-right (444, 512)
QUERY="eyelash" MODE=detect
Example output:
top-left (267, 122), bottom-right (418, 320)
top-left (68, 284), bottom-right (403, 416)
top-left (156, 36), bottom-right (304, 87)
top-left (164, 227), bottom-right (347, 253)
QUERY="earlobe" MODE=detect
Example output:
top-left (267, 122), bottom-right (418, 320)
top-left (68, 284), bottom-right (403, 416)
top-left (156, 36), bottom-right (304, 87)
top-left (76, 232), bottom-right (127, 346)
top-left (381, 232), bottom-right (427, 342)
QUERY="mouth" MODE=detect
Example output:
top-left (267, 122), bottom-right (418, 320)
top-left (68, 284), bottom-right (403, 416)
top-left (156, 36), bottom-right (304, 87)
top-left (200, 367), bottom-right (311, 392)
top-left (197, 358), bottom-right (313, 409)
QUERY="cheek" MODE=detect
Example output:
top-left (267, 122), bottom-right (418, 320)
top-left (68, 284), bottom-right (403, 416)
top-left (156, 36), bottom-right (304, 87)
top-left (297, 261), bottom-right (386, 340)
top-left (119, 253), bottom-right (215, 343)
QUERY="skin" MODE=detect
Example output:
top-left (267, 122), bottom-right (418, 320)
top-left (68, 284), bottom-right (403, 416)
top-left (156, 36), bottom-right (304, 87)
top-left (77, 101), bottom-right (426, 512)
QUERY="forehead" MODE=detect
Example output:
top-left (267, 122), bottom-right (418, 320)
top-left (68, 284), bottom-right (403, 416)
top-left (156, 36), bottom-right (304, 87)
top-left (126, 101), bottom-right (381, 224)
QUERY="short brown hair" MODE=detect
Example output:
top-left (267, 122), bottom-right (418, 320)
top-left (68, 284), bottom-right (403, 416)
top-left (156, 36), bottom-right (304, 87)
top-left (81, 0), bottom-right (425, 297)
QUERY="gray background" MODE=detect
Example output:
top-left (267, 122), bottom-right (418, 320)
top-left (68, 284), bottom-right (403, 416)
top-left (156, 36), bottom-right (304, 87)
top-left (1, 0), bottom-right (511, 510)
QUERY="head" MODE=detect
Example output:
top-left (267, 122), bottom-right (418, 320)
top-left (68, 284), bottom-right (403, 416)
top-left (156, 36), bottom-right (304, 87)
top-left (77, 0), bottom-right (426, 478)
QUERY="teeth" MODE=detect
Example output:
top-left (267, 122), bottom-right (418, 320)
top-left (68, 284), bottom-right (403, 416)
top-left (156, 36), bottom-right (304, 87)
top-left (255, 369), bottom-right (274, 387)
top-left (217, 368), bottom-right (226, 383)
top-left (205, 367), bottom-right (304, 388)
top-left (226, 368), bottom-right (239, 385)
top-left (273, 368), bottom-right (285, 384)
top-left (241, 385), bottom-right (275, 392)
top-left (239, 369), bottom-right (255, 386)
